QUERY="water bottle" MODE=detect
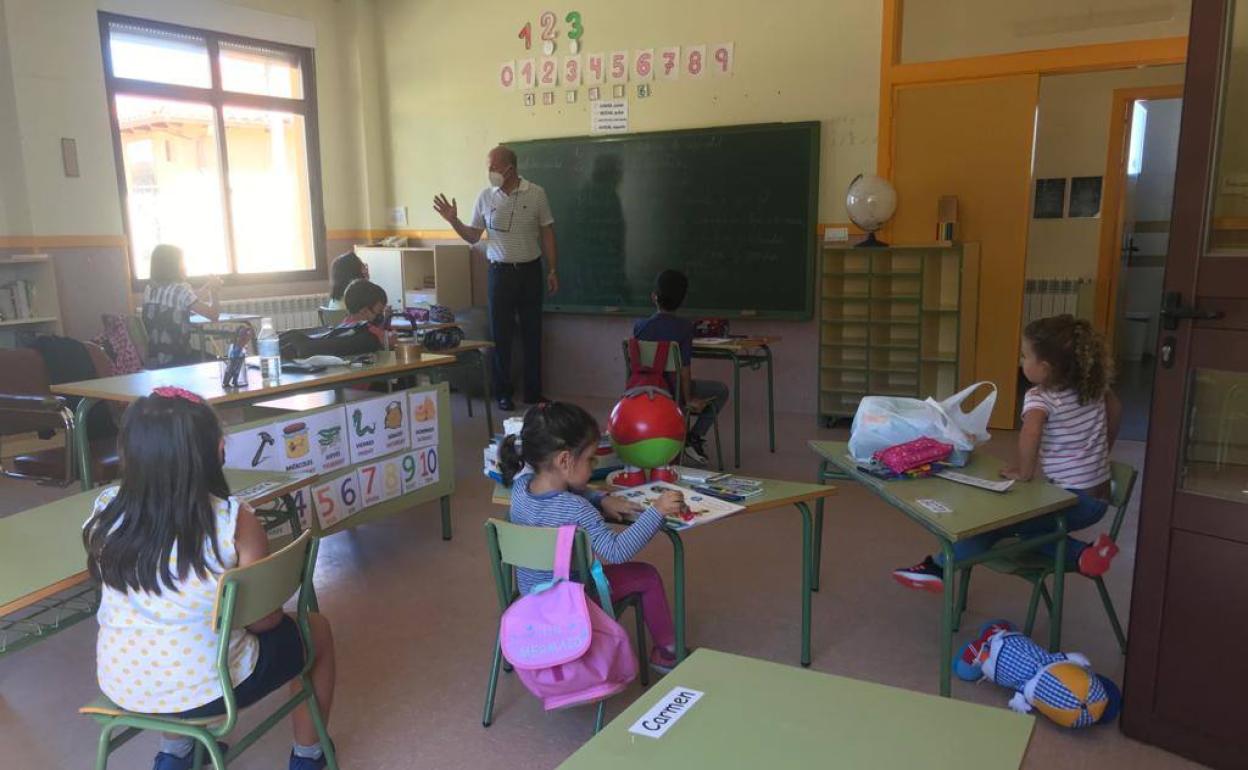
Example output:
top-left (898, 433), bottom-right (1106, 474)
top-left (257, 317), bottom-right (281, 383)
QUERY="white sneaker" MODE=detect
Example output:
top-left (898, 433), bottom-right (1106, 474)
top-left (683, 442), bottom-right (709, 467)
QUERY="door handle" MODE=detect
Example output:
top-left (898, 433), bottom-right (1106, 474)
top-left (1160, 291), bottom-right (1223, 330)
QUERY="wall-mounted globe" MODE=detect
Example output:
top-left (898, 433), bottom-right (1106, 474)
top-left (846, 173), bottom-right (897, 248)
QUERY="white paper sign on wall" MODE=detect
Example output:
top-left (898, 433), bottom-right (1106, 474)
top-left (591, 100), bottom-right (628, 134)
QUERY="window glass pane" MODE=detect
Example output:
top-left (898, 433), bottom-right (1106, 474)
top-left (1209, 1), bottom-right (1248, 252)
top-left (116, 96), bottom-right (228, 279)
top-left (219, 40), bottom-right (303, 98)
top-left (108, 22), bottom-right (211, 88)
top-left (223, 107), bottom-right (314, 273)
top-left (1181, 368), bottom-right (1248, 503)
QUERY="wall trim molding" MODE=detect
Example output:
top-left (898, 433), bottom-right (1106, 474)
top-left (0, 235), bottom-right (128, 248)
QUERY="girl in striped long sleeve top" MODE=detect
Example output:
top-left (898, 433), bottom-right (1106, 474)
top-left (894, 315), bottom-right (1123, 593)
top-left (501, 402), bottom-right (685, 672)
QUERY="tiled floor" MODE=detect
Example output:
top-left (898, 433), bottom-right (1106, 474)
top-left (0, 395), bottom-right (1204, 769)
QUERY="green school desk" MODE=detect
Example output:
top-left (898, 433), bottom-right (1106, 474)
top-left (492, 476), bottom-right (837, 667)
top-left (809, 440), bottom-right (1076, 696)
top-left (0, 469), bottom-right (316, 659)
top-left (691, 336), bottom-right (777, 468)
top-left (51, 350), bottom-right (456, 489)
top-left (559, 649), bottom-right (1034, 770)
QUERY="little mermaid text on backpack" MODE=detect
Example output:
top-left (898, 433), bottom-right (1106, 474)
top-left (626, 338), bottom-right (674, 395)
top-left (499, 526), bottom-right (637, 711)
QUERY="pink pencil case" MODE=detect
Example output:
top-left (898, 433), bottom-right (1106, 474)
top-left (873, 437), bottom-right (954, 474)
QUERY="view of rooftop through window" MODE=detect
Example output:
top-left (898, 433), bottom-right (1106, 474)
top-left (103, 16), bottom-right (321, 281)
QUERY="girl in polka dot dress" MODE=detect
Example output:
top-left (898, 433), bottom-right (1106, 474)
top-left (83, 388), bottom-right (337, 770)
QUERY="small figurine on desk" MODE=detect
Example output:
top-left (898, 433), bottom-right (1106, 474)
top-left (607, 386), bottom-right (686, 487)
top-left (220, 324), bottom-right (252, 389)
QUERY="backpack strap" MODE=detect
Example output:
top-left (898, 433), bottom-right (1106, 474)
top-left (552, 525), bottom-right (577, 581)
top-left (651, 339), bottom-right (672, 371)
top-left (627, 337), bottom-right (644, 376)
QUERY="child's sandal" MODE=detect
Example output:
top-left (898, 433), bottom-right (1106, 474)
top-left (1077, 534), bottom-right (1119, 577)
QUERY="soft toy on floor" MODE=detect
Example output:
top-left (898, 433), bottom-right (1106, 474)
top-left (954, 620), bottom-right (1121, 728)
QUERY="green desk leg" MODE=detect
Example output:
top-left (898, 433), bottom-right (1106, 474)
top-left (732, 351), bottom-right (742, 468)
top-left (797, 501), bottom-right (814, 667)
top-left (480, 348), bottom-right (494, 441)
top-left (440, 495), bottom-right (452, 541)
top-left (661, 528), bottom-right (687, 662)
top-left (763, 345), bottom-right (775, 454)
top-left (1049, 513), bottom-right (1067, 652)
top-left (73, 396), bottom-right (98, 490)
top-left (939, 540), bottom-right (957, 697)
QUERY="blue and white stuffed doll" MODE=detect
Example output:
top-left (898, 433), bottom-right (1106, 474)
top-left (954, 620), bottom-right (1121, 728)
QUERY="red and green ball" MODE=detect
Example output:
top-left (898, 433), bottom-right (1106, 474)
top-left (608, 388), bottom-right (686, 469)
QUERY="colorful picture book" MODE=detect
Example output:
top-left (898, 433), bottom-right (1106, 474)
top-left (610, 481), bottom-right (743, 530)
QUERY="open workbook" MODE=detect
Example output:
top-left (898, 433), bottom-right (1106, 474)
top-left (610, 481), bottom-right (744, 530)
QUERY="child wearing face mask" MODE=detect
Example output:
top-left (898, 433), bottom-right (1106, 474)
top-left (339, 279), bottom-right (394, 351)
top-left (501, 401), bottom-right (685, 673)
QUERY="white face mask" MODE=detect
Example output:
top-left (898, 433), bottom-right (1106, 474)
top-left (489, 170), bottom-right (506, 187)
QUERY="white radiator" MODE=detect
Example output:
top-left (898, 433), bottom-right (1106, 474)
top-left (1023, 278), bottom-right (1092, 324)
top-left (220, 293), bottom-right (328, 331)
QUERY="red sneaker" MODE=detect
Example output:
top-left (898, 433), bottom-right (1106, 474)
top-left (891, 556), bottom-right (944, 594)
top-left (1078, 534), bottom-right (1119, 577)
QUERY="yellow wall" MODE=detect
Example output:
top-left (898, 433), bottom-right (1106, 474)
top-left (375, 0), bottom-right (882, 230)
top-left (891, 75), bottom-right (1041, 427)
top-left (901, 0), bottom-right (1191, 63)
top-left (1026, 64), bottom-right (1185, 280)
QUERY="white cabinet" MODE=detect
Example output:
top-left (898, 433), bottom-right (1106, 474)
top-left (0, 254), bottom-right (62, 347)
top-left (354, 245), bottom-right (472, 313)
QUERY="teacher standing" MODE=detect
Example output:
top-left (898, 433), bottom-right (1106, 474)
top-left (433, 145), bottom-right (558, 412)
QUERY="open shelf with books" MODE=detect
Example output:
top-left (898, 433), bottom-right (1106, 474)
top-left (0, 254), bottom-right (62, 347)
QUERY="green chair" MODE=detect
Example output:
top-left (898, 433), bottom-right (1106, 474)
top-left (954, 462), bottom-right (1138, 653)
top-left (80, 532), bottom-right (338, 769)
top-left (622, 339), bottom-right (725, 471)
top-left (482, 518), bottom-right (648, 734)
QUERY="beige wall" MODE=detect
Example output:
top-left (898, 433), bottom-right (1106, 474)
top-left (375, 0), bottom-right (881, 229)
top-left (1025, 64), bottom-right (1184, 281)
top-left (901, 0), bottom-right (1191, 63)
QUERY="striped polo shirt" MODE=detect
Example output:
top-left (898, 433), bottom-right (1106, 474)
top-left (470, 178), bottom-right (554, 264)
top-left (1021, 386), bottom-right (1110, 490)
top-left (508, 471), bottom-right (664, 594)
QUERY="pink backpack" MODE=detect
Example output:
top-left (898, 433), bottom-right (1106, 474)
top-left (499, 526), bottom-right (638, 711)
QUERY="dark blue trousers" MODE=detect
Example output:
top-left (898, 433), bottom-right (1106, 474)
top-left (487, 259), bottom-right (543, 400)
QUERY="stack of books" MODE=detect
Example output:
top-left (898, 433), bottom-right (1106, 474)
top-left (0, 279), bottom-right (35, 321)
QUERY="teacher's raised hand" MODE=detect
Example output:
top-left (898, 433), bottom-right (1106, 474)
top-left (432, 193), bottom-right (458, 224)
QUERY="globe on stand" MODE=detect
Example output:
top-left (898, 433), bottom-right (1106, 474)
top-left (846, 173), bottom-right (898, 248)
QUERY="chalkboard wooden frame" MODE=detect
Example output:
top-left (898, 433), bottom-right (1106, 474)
top-left (508, 121), bottom-right (820, 320)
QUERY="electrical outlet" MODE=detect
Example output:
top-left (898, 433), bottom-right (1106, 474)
top-left (388, 206), bottom-right (408, 227)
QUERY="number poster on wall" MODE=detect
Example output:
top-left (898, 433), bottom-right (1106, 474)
top-left (224, 385), bottom-right (448, 532)
top-left (497, 7), bottom-right (733, 111)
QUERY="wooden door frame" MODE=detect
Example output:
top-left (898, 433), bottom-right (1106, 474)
top-left (1093, 84), bottom-right (1185, 345)
top-left (1121, 2), bottom-right (1245, 766)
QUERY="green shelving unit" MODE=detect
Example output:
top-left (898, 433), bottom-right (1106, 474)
top-left (818, 243), bottom-right (964, 426)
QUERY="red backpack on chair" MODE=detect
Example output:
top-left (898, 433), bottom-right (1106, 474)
top-left (625, 338), bottom-right (674, 396)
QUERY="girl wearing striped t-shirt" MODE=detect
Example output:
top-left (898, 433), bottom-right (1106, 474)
top-left (894, 315), bottom-right (1122, 593)
top-left (502, 402), bottom-right (685, 672)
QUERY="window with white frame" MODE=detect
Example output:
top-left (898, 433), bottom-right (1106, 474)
top-left (101, 13), bottom-right (325, 282)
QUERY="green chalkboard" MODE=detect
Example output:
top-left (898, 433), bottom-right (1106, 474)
top-left (509, 121), bottom-right (820, 319)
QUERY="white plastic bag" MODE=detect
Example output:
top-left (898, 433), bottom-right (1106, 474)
top-left (848, 382), bottom-right (997, 465)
